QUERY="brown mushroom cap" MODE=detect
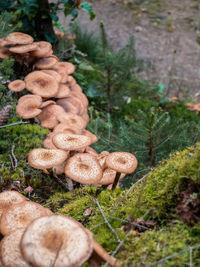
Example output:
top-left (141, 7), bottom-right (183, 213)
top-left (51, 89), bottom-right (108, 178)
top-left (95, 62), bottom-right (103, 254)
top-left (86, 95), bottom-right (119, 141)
top-left (99, 168), bottom-right (125, 185)
top-left (53, 133), bottom-right (91, 151)
top-left (35, 57), bottom-right (58, 70)
top-left (85, 146), bottom-right (98, 157)
top-left (43, 133), bottom-right (58, 149)
top-left (0, 228), bottom-right (30, 267)
top-left (55, 84), bottom-right (71, 98)
top-left (8, 80), bottom-right (25, 92)
top-left (20, 215), bottom-right (93, 267)
top-left (9, 43), bottom-right (37, 53)
top-left (71, 91), bottom-right (89, 107)
top-left (18, 94), bottom-right (42, 104)
top-left (0, 201), bottom-right (49, 236)
top-left (0, 191), bottom-right (26, 219)
top-left (67, 75), bottom-right (76, 86)
top-left (54, 62), bottom-right (75, 74)
top-left (52, 159), bottom-right (68, 175)
top-left (106, 152), bottom-right (138, 174)
top-left (83, 130), bottom-right (98, 144)
top-left (16, 95), bottom-right (42, 119)
top-left (37, 104), bottom-right (65, 129)
top-left (57, 112), bottom-right (87, 129)
top-left (28, 148), bottom-right (68, 170)
top-left (65, 153), bottom-right (103, 184)
top-left (39, 100), bottom-right (56, 109)
top-left (24, 71), bottom-right (59, 98)
top-left (70, 84), bottom-right (82, 94)
top-left (29, 41), bottom-right (52, 57)
top-left (41, 69), bottom-right (62, 83)
top-left (56, 97), bottom-right (82, 115)
top-left (53, 123), bottom-right (82, 135)
top-left (5, 32), bottom-right (33, 45)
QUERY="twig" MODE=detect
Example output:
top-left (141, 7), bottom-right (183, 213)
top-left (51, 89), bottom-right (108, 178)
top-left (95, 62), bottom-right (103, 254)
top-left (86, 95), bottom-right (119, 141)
top-left (103, 229), bottom-right (132, 267)
top-left (52, 173), bottom-right (68, 191)
top-left (11, 145), bottom-right (17, 169)
top-left (9, 155), bottom-right (14, 169)
top-left (0, 121), bottom-right (29, 129)
top-left (96, 201), bottom-right (121, 243)
top-left (144, 244), bottom-right (200, 267)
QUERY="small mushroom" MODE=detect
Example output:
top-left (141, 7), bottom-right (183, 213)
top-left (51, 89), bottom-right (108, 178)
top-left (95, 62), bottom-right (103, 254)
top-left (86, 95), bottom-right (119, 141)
top-left (57, 112), bottom-right (87, 129)
top-left (105, 152), bottom-right (137, 190)
top-left (16, 95), bottom-right (42, 119)
top-left (65, 153), bottom-right (103, 184)
top-left (29, 41), bottom-right (52, 57)
top-left (20, 215), bottom-right (93, 267)
top-left (8, 80), bottom-right (25, 92)
top-left (34, 56), bottom-right (58, 69)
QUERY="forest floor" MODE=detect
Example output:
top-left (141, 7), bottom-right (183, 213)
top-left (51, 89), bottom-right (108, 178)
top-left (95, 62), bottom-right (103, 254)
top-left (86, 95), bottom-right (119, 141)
top-left (58, 0), bottom-right (200, 99)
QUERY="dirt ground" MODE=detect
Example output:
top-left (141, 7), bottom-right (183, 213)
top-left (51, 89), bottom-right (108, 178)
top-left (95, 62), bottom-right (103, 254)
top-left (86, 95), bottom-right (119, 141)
top-left (58, 0), bottom-right (200, 99)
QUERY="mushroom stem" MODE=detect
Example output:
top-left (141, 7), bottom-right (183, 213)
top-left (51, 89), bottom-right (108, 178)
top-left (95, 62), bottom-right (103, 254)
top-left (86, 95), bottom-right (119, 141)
top-left (65, 176), bottom-right (74, 191)
top-left (112, 172), bottom-right (121, 190)
top-left (93, 240), bottom-right (121, 267)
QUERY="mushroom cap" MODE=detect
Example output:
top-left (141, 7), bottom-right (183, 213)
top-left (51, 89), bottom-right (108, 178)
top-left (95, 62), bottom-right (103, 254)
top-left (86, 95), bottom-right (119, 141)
top-left (99, 168), bottom-right (125, 185)
top-left (35, 56), bottom-right (58, 70)
top-left (24, 71), bottom-right (59, 98)
top-left (0, 201), bottom-right (49, 236)
top-left (53, 123), bottom-right (82, 135)
top-left (30, 41), bottom-right (52, 57)
top-left (55, 84), bottom-right (71, 98)
top-left (28, 148), bottom-right (68, 169)
top-left (37, 104), bottom-right (65, 129)
top-left (9, 43), bottom-right (37, 54)
top-left (5, 32), bottom-right (33, 45)
top-left (18, 94), bottom-right (42, 104)
top-left (71, 91), bottom-right (89, 107)
top-left (0, 47), bottom-right (11, 58)
top-left (106, 152), bottom-right (138, 174)
top-left (0, 228), bottom-right (29, 267)
top-left (56, 97), bottom-right (80, 115)
top-left (81, 111), bottom-right (90, 124)
top-left (39, 100), bottom-right (56, 109)
top-left (43, 133), bottom-right (58, 149)
top-left (20, 215), bottom-right (93, 267)
top-left (70, 84), bottom-right (82, 94)
top-left (53, 133), bottom-right (91, 151)
top-left (65, 153), bottom-right (102, 184)
top-left (16, 95), bottom-right (42, 119)
top-left (83, 130), bottom-right (98, 144)
top-left (67, 76), bottom-right (76, 86)
top-left (57, 112), bottom-right (87, 129)
top-left (54, 62), bottom-right (75, 74)
top-left (8, 80), bottom-right (25, 92)
top-left (0, 191), bottom-right (26, 219)
top-left (52, 160), bottom-right (68, 175)
top-left (41, 69), bottom-right (62, 83)
top-left (85, 146), bottom-right (98, 157)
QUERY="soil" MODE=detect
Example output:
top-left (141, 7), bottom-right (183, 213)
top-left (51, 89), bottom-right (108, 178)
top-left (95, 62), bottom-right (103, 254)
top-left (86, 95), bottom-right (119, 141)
top-left (58, 0), bottom-right (200, 99)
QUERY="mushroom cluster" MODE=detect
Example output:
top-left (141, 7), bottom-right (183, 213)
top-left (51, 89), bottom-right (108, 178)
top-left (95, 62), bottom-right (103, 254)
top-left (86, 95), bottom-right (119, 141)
top-left (2, 32), bottom-right (138, 190)
top-left (0, 190), bottom-right (121, 267)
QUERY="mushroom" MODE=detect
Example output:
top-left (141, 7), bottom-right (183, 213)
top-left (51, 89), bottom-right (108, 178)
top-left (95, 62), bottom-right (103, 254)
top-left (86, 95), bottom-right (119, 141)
top-left (16, 95), bottom-right (42, 119)
top-left (0, 47), bottom-right (11, 58)
top-left (20, 215), bottom-right (93, 267)
top-left (39, 100), bottom-right (56, 109)
top-left (83, 130), bottom-right (98, 144)
top-left (56, 96), bottom-right (85, 115)
top-left (8, 80), bottom-right (26, 92)
top-left (65, 153), bottom-right (103, 184)
top-left (34, 56), bottom-right (58, 69)
top-left (53, 123), bottom-right (83, 135)
top-left (9, 43), bottom-right (37, 54)
top-left (54, 62), bottom-right (75, 75)
top-left (99, 168), bottom-right (125, 185)
top-left (18, 94), bottom-right (42, 104)
top-left (41, 69), bottom-right (62, 83)
top-left (0, 201), bottom-right (50, 235)
top-left (0, 228), bottom-right (30, 267)
top-left (57, 112), bottom-right (87, 129)
top-left (105, 152), bottom-right (138, 190)
top-left (28, 148), bottom-right (68, 170)
top-left (55, 84), bottom-right (71, 98)
top-left (0, 191), bottom-right (26, 219)
top-left (5, 32), bottom-right (34, 45)
top-left (43, 133), bottom-right (58, 149)
top-left (29, 41), bottom-right (52, 57)
top-left (24, 71), bottom-right (59, 98)
top-left (52, 133), bottom-right (92, 151)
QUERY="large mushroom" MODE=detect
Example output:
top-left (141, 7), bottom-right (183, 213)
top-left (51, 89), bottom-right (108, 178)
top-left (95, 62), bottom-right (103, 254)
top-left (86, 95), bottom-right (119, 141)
top-left (20, 215), bottom-right (93, 267)
top-left (5, 32), bottom-right (33, 45)
top-left (65, 153), bottom-right (103, 184)
top-left (105, 152), bottom-right (138, 190)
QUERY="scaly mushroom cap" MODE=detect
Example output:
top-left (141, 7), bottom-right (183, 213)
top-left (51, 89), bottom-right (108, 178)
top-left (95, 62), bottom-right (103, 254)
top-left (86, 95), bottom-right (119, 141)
top-left (85, 146), bottom-right (98, 157)
top-left (39, 100), bottom-right (56, 109)
top-left (35, 56), bottom-right (58, 69)
top-left (43, 133), bottom-right (58, 149)
top-left (0, 201), bottom-right (49, 236)
top-left (24, 71), bottom-right (59, 98)
top-left (28, 148), bottom-right (68, 169)
top-left (55, 84), bottom-right (70, 98)
top-left (5, 32), bottom-right (33, 45)
top-left (98, 151), bottom-right (110, 170)
top-left (53, 133), bottom-right (91, 151)
top-left (9, 43), bottom-right (37, 53)
top-left (65, 153), bottom-right (102, 184)
top-left (54, 62), bottom-right (75, 74)
top-left (0, 228), bottom-right (29, 267)
top-left (53, 123), bottom-right (82, 135)
top-left (0, 191), bottom-right (26, 219)
top-left (18, 94), bottom-right (42, 104)
top-left (37, 104), bottom-right (65, 129)
top-left (57, 112), bottom-right (87, 129)
top-left (41, 69), bottom-right (62, 83)
top-left (56, 97), bottom-right (82, 115)
top-left (99, 168), bottom-right (125, 185)
top-left (8, 80), bottom-right (25, 92)
top-left (16, 95), bottom-right (42, 119)
top-left (30, 41), bottom-right (52, 57)
top-left (21, 215), bottom-right (93, 267)
top-left (106, 152), bottom-right (138, 174)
